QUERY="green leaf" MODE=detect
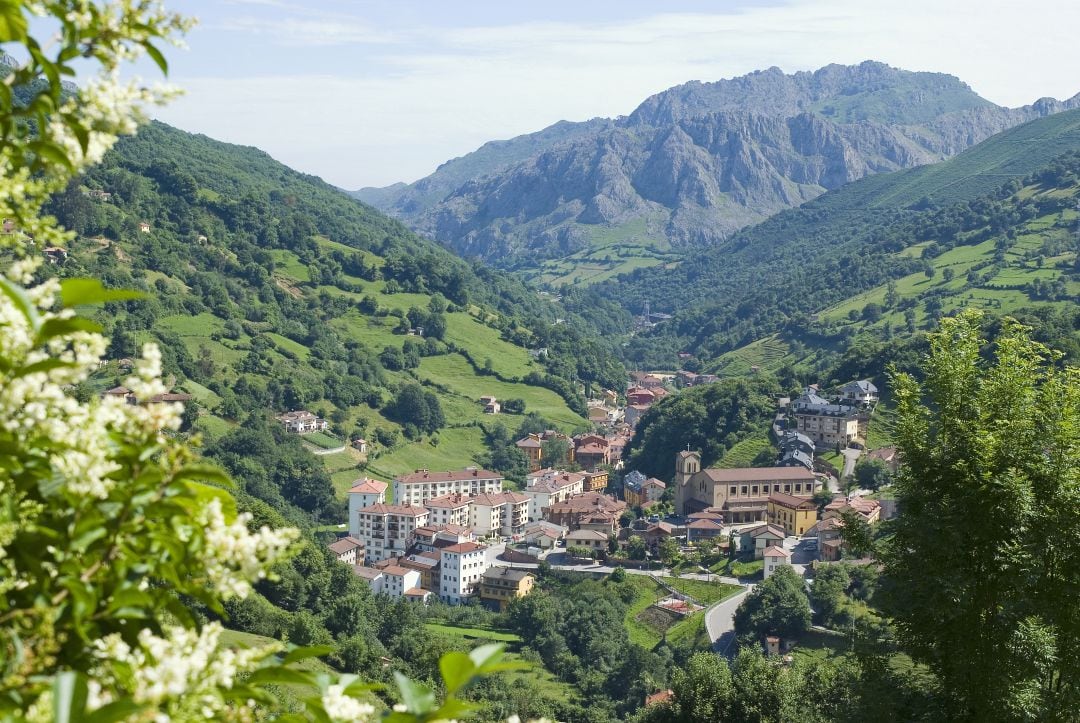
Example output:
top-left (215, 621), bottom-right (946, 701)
top-left (393, 671), bottom-right (436, 714)
top-left (0, 1), bottom-right (28, 42)
top-left (438, 651), bottom-right (475, 695)
top-left (28, 139), bottom-right (75, 172)
top-left (0, 276), bottom-right (41, 333)
top-left (52, 671), bottom-right (88, 723)
top-left (38, 316), bottom-right (102, 341)
top-left (12, 358), bottom-right (76, 379)
top-left (175, 463), bottom-right (234, 489)
top-left (144, 42), bottom-right (168, 74)
top-left (468, 642), bottom-right (504, 670)
top-left (279, 644), bottom-right (335, 666)
top-left (59, 278), bottom-right (145, 308)
top-left (82, 699), bottom-right (145, 723)
top-left (245, 666), bottom-right (316, 688)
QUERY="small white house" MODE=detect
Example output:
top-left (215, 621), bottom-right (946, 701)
top-left (763, 545), bottom-right (791, 579)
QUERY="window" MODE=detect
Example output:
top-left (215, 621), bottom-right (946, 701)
top-left (795, 484), bottom-right (802, 493)
top-left (751, 486), bottom-right (758, 495)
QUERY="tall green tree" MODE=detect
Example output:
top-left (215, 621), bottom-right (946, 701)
top-left (733, 566), bottom-right (812, 642)
top-left (882, 310), bottom-right (1080, 721)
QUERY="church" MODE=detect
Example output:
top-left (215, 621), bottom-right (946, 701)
top-left (672, 450), bottom-right (822, 522)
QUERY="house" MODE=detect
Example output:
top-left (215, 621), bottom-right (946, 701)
top-left (327, 536), bottom-right (364, 566)
top-left (347, 479), bottom-right (388, 537)
top-left (544, 492), bottom-right (627, 531)
top-left (381, 565), bottom-right (422, 600)
top-left (83, 188), bottom-right (112, 201)
top-left (790, 386), bottom-right (830, 412)
top-left (574, 434), bottom-right (611, 470)
top-left (777, 448), bottom-right (814, 471)
top-left (275, 410), bottom-right (328, 434)
top-left (625, 473), bottom-right (666, 507)
top-left (865, 446), bottom-right (899, 473)
top-left (778, 430), bottom-right (815, 458)
top-left (439, 542), bottom-right (488, 604)
top-left (523, 520), bottom-right (566, 549)
top-left (102, 386), bottom-right (136, 405)
top-left (393, 468), bottom-right (503, 506)
top-left (411, 525), bottom-right (475, 554)
top-left (583, 469), bottom-right (609, 493)
top-left (629, 372), bottom-right (666, 389)
top-left (351, 438), bottom-right (368, 454)
top-left (626, 387), bottom-right (656, 406)
top-left (138, 221), bottom-right (151, 233)
top-left (470, 491), bottom-right (530, 538)
top-left (355, 503), bottom-right (430, 563)
top-left (736, 523), bottom-right (786, 558)
top-left (425, 493), bottom-right (473, 529)
top-left (43, 246), bottom-right (67, 263)
top-left (839, 380), bottom-right (879, 406)
top-left (515, 430), bottom-right (574, 471)
top-left (624, 404), bottom-right (651, 428)
top-left (805, 517), bottom-right (845, 561)
top-left (685, 518), bottom-right (726, 543)
top-left (403, 588), bottom-right (434, 604)
top-left (672, 451), bottom-right (822, 522)
top-left (763, 545), bottom-right (791, 578)
top-left (524, 470), bottom-right (586, 521)
top-left (142, 392), bottom-right (193, 404)
top-left (479, 567), bottom-right (535, 611)
top-left (565, 529), bottom-right (608, 554)
top-left (824, 495), bottom-right (882, 525)
top-left (352, 565), bottom-right (384, 593)
top-left (398, 553), bottom-right (441, 591)
top-left (767, 492), bottom-right (818, 536)
top-left (515, 434), bottom-right (543, 469)
top-left (792, 403), bottom-right (861, 447)
top-left (479, 395), bottom-right (499, 414)
top-left (642, 521), bottom-right (677, 552)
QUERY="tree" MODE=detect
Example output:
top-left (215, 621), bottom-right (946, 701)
top-left (733, 566), bottom-right (811, 641)
top-left (881, 310), bottom-right (1080, 720)
top-left (627, 536), bottom-right (648, 560)
top-left (853, 457), bottom-right (891, 491)
top-left (541, 437), bottom-right (571, 468)
top-left (502, 397), bottom-right (526, 414)
top-left (669, 652), bottom-right (735, 721)
top-left (809, 564), bottom-right (852, 627)
top-left (658, 537), bottom-right (682, 567)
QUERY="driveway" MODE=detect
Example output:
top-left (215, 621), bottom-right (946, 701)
top-left (840, 447), bottom-right (862, 481)
top-left (706, 586), bottom-right (752, 656)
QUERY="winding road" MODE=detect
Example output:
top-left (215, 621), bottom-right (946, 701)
top-left (705, 586), bottom-right (752, 656)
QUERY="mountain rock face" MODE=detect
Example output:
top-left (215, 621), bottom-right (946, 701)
top-left (354, 61), bottom-right (1080, 272)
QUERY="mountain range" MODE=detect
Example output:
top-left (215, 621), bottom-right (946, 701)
top-left (354, 61), bottom-right (1080, 284)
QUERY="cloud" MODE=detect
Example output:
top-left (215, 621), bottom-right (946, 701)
top-left (157, 0), bottom-right (1080, 188)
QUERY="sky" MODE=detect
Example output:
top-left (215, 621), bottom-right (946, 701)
top-left (151, 0), bottom-right (1080, 189)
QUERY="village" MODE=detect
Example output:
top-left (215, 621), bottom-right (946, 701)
top-left (312, 369), bottom-right (896, 682)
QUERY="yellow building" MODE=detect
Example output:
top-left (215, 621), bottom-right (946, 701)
top-left (479, 567), bottom-right (535, 611)
top-left (767, 492), bottom-right (818, 536)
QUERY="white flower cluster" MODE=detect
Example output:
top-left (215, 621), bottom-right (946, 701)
top-left (321, 684), bottom-right (377, 722)
top-left (92, 621), bottom-right (277, 717)
top-left (0, 265), bottom-right (187, 498)
top-left (197, 497), bottom-right (299, 598)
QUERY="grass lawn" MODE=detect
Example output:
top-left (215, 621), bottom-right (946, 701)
top-left (302, 431), bottom-right (344, 449)
top-left (364, 426), bottom-right (487, 481)
top-left (709, 557), bottom-right (764, 579)
top-left (659, 577), bottom-right (742, 605)
top-left (417, 354), bottom-right (585, 430)
top-left (424, 624), bottom-right (521, 642)
top-left (718, 435), bottom-right (774, 467)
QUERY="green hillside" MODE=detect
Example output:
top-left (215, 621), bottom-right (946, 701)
top-left (44, 122), bottom-right (620, 518)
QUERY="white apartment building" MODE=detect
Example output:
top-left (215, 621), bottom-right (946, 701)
top-left (470, 492), bottom-right (530, 538)
top-left (347, 478), bottom-right (388, 538)
top-left (393, 468), bottom-right (503, 506)
top-left (275, 410), bottom-right (328, 434)
top-left (356, 503), bottom-right (429, 563)
top-left (424, 493), bottom-right (473, 528)
top-left (523, 470), bottom-right (585, 522)
top-left (439, 542), bottom-right (488, 604)
top-left (381, 565), bottom-right (422, 599)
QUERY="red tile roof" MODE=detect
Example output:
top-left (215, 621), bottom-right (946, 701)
top-left (349, 479), bottom-right (388, 495)
top-left (358, 503), bottom-right (428, 517)
top-left (397, 469), bottom-right (501, 484)
top-left (763, 545), bottom-right (791, 558)
top-left (441, 542), bottom-right (485, 554)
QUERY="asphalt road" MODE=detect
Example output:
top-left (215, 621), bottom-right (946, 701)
top-left (705, 586), bottom-right (752, 656)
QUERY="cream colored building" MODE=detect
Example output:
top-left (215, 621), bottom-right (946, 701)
top-left (673, 451), bottom-right (821, 522)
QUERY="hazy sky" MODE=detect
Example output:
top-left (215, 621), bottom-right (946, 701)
top-left (154, 0), bottom-right (1080, 189)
